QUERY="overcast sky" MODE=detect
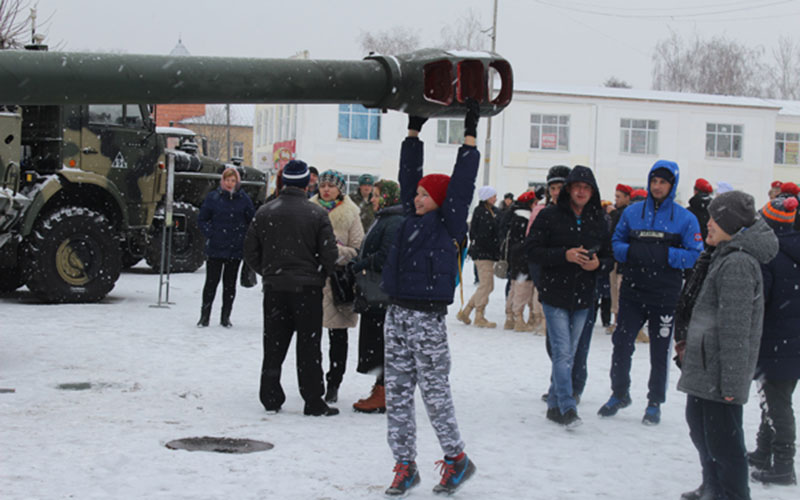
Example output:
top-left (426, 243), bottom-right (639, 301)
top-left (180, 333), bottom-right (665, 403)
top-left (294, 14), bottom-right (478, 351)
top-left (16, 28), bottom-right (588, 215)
top-left (31, 0), bottom-right (800, 89)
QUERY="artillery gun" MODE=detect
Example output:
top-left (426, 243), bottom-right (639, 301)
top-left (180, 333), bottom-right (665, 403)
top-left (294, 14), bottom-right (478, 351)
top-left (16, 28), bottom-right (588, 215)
top-left (0, 48), bottom-right (513, 302)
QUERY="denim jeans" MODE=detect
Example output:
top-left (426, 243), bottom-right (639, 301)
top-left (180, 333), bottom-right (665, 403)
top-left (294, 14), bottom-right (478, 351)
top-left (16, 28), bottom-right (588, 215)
top-left (543, 303), bottom-right (590, 414)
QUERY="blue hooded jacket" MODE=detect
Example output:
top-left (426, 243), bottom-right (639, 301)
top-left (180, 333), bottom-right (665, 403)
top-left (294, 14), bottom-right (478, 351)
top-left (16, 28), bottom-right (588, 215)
top-left (612, 160), bottom-right (702, 306)
top-left (381, 137), bottom-right (479, 309)
top-left (198, 169), bottom-right (255, 260)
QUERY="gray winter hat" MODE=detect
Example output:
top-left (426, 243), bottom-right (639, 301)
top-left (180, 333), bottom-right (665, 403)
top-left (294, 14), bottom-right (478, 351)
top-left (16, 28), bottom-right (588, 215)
top-left (708, 190), bottom-right (756, 235)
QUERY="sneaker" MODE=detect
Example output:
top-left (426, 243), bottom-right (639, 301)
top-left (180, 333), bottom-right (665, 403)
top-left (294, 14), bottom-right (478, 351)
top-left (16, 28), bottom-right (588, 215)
top-left (385, 461), bottom-right (420, 496)
top-left (597, 393), bottom-right (632, 417)
top-left (642, 402), bottom-right (661, 425)
top-left (561, 408), bottom-right (582, 429)
top-left (432, 453), bottom-right (476, 495)
top-left (546, 407), bottom-right (563, 424)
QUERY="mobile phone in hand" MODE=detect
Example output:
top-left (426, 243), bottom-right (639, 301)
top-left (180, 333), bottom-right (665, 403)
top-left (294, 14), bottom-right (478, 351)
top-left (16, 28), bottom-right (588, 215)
top-left (584, 249), bottom-right (596, 259)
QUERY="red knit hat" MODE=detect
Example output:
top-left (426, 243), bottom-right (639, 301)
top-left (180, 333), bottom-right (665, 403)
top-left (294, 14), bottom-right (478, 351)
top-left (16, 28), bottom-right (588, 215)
top-left (771, 180), bottom-right (783, 189)
top-left (631, 189), bottom-right (648, 200)
top-left (694, 178), bottom-right (713, 194)
top-left (417, 174), bottom-right (450, 207)
top-left (780, 182), bottom-right (800, 196)
top-left (517, 190), bottom-right (537, 204)
top-left (762, 197), bottom-right (798, 226)
top-left (615, 184), bottom-right (633, 195)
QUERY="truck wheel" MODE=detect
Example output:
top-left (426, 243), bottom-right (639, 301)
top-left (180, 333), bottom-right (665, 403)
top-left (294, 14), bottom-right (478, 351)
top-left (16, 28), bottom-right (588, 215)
top-left (145, 202), bottom-right (206, 273)
top-left (0, 266), bottom-right (24, 292)
top-left (25, 207), bottom-right (122, 303)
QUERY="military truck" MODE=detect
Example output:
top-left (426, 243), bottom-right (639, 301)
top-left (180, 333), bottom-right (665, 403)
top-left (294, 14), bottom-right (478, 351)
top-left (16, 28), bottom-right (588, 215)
top-left (129, 126), bottom-right (267, 274)
top-left (0, 103), bottom-right (168, 301)
top-left (0, 47), bottom-right (513, 303)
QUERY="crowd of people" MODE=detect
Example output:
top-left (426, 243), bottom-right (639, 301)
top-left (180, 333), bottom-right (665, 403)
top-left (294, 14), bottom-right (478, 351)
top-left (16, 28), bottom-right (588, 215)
top-left (194, 104), bottom-right (799, 498)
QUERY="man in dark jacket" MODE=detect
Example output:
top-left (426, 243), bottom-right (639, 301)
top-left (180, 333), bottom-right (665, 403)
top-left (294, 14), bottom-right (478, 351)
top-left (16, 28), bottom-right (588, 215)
top-left (687, 178), bottom-right (713, 247)
top-left (599, 160), bottom-right (702, 425)
top-left (244, 160), bottom-right (339, 417)
top-left (350, 173), bottom-right (376, 232)
top-left (529, 165), bottom-right (612, 427)
top-left (749, 195), bottom-right (800, 486)
top-left (678, 191), bottom-right (778, 500)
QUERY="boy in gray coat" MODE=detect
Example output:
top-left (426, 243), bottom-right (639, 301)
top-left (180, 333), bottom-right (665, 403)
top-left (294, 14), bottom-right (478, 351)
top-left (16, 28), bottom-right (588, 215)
top-left (677, 191), bottom-right (779, 500)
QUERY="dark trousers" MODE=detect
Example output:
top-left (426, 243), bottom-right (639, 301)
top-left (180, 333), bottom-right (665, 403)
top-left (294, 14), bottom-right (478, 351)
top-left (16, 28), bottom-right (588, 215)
top-left (357, 309), bottom-right (386, 378)
top-left (259, 287), bottom-right (325, 411)
top-left (202, 258), bottom-right (241, 318)
top-left (326, 328), bottom-right (348, 389)
top-left (610, 297), bottom-right (674, 404)
top-left (756, 378), bottom-right (798, 464)
top-left (686, 395), bottom-right (750, 500)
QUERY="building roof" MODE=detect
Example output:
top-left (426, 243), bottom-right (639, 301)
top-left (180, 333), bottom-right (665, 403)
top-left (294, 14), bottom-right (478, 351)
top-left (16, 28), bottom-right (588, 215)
top-left (169, 39), bottom-right (191, 57)
top-left (179, 104), bottom-right (254, 127)
top-left (513, 82), bottom-right (785, 111)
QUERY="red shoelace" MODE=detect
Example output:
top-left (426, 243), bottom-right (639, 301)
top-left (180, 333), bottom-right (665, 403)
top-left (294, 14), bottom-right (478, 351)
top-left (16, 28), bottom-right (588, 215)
top-left (391, 462), bottom-right (412, 488)
top-left (434, 459), bottom-right (455, 484)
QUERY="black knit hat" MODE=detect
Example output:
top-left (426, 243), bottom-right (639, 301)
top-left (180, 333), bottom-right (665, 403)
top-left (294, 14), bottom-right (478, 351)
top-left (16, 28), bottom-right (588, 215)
top-left (547, 165), bottom-right (571, 186)
top-left (282, 160), bottom-right (310, 188)
top-left (708, 190), bottom-right (756, 235)
top-left (651, 167), bottom-right (675, 186)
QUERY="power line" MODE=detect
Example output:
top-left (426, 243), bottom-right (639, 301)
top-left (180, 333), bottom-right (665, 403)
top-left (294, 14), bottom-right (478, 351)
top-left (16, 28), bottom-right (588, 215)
top-left (534, 0), bottom-right (798, 19)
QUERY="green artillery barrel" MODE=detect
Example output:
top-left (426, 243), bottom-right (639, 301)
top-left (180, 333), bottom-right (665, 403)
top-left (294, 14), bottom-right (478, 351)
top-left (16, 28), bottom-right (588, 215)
top-left (0, 48), bottom-right (513, 117)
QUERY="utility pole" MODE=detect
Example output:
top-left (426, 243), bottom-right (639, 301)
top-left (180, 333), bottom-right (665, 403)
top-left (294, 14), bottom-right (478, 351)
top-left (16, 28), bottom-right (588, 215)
top-left (226, 104), bottom-right (231, 161)
top-left (483, 0), bottom-right (498, 186)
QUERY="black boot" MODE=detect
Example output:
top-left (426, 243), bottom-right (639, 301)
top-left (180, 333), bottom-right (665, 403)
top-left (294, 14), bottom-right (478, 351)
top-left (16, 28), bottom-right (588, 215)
top-left (220, 304), bottom-right (232, 328)
top-left (748, 448), bottom-right (771, 470)
top-left (325, 383), bottom-right (339, 403)
top-left (753, 444), bottom-right (797, 485)
top-left (197, 305), bottom-right (211, 327)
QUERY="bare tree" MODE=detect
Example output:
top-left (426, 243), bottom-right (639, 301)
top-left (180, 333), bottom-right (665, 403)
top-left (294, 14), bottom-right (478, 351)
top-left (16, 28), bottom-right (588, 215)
top-left (603, 77), bottom-right (631, 89)
top-left (766, 36), bottom-right (800, 100)
top-left (439, 9), bottom-right (489, 51)
top-left (652, 30), bottom-right (766, 97)
top-left (0, 0), bottom-right (31, 49)
top-left (357, 26), bottom-right (420, 55)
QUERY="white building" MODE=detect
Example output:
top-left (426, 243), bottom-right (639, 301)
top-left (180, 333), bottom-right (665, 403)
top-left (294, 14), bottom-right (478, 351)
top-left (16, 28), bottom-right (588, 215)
top-left (253, 84), bottom-right (800, 207)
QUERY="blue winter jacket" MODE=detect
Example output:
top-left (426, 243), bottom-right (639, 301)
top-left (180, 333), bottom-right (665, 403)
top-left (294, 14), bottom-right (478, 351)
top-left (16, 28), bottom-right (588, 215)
top-left (198, 187), bottom-right (255, 260)
top-left (613, 160), bottom-right (702, 306)
top-left (757, 224), bottom-right (800, 380)
top-left (382, 137), bottom-right (479, 308)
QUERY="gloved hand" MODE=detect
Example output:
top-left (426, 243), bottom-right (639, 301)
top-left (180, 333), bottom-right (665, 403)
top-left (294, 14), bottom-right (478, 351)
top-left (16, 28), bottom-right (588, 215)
top-left (464, 98), bottom-right (480, 137)
top-left (407, 115), bottom-right (428, 132)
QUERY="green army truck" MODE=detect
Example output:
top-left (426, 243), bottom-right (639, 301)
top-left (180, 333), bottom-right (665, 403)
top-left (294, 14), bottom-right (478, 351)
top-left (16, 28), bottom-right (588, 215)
top-left (0, 103), bottom-right (168, 302)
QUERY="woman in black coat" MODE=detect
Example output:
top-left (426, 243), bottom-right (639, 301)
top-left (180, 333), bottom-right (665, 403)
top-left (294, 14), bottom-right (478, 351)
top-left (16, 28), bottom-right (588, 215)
top-left (350, 180), bottom-right (403, 413)
top-left (458, 186), bottom-right (500, 328)
top-left (197, 167), bottom-right (255, 328)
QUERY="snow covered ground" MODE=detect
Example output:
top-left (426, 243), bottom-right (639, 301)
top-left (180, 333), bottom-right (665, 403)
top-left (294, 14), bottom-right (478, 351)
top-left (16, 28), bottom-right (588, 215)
top-left (1, 263), bottom-right (797, 500)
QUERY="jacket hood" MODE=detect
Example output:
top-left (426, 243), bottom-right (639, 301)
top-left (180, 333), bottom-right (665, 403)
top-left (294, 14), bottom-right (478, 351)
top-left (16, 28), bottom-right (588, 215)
top-left (556, 165), bottom-right (602, 216)
top-left (715, 217), bottom-right (779, 265)
top-left (647, 160), bottom-right (679, 201)
top-left (689, 192), bottom-right (712, 210)
top-left (775, 228), bottom-right (800, 266)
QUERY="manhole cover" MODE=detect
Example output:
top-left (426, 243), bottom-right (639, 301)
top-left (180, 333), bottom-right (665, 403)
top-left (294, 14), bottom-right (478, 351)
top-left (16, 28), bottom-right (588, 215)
top-left (165, 437), bottom-right (273, 454)
top-left (57, 382), bottom-right (93, 391)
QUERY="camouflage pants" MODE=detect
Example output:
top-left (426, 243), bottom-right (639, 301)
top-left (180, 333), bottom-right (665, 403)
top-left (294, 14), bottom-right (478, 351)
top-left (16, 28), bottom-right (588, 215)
top-left (384, 305), bottom-right (465, 463)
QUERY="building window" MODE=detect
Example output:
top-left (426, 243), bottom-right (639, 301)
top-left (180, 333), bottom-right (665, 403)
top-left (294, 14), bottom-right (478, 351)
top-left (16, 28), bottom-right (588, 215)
top-left (437, 119), bottom-right (465, 145)
top-left (775, 132), bottom-right (800, 165)
top-left (620, 119), bottom-right (658, 155)
top-left (706, 123), bottom-right (743, 159)
top-left (530, 114), bottom-right (569, 151)
top-left (233, 141), bottom-right (244, 158)
top-left (338, 104), bottom-right (380, 141)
